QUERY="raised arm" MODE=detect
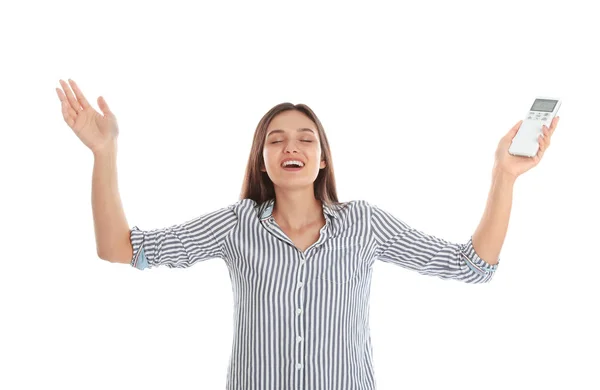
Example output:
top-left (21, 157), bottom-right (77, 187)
top-left (92, 145), bottom-right (132, 262)
top-left (56, 78), bottom-right (131, 262)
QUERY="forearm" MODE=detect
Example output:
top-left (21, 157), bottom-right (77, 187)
top-left (92, 143), bottom-right (131, 261)
top-left (471, 169), bottom-right (517, 266)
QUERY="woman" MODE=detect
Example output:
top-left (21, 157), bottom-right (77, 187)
top-left (56, 78), bottom-right (558, 390)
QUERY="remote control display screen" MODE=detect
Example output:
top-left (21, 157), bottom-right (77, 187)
top-left (530, 99), bottom-right (558, 112)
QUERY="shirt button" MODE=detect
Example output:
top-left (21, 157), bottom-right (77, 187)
top-left (300, 260), bottom-right (305, 265)
top-left (298, 281), bottom-right (303, 288)
top-left (296, 336), bottom-right (303, 342)
top-left (297, 363), bottom-right (303, 370)
top-left (296, 308), bottom-right (302, 315)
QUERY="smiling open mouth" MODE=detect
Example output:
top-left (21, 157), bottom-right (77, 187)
top-left (281, 164), bottom-right (304, 171)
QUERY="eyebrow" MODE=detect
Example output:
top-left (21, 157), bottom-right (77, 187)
top-left (266, 128), bottom-right (316, 137)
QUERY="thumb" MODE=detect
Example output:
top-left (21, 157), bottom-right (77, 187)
top-left (505, 120), bottom-right (523, 139)
top-left (97, 96), bottom-right (114, 117)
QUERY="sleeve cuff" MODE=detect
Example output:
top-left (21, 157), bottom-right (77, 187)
top-left (130, 226), bottom-right (149, 270)
top-left (460, 236), bottom-right (500, 277)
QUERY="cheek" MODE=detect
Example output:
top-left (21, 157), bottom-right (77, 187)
top-left (262, 148), bottom-right (275, 168)
top-left (310, 145), bottom-right (322, 159)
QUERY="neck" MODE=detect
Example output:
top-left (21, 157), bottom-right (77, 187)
top-left (272, 190), bottom-right (324, 231)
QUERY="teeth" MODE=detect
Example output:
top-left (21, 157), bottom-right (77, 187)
top-left (282, 160), bottom-right (305, 167)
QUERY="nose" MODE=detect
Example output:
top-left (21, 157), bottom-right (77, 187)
top-left (283, 139), bottom-right (301, 154)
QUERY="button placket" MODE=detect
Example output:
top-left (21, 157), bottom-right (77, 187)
top-left (295, 251), bottom-right (306, 380)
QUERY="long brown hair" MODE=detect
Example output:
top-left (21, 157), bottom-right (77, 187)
top-left (239, 103), bottom-right (341, 208)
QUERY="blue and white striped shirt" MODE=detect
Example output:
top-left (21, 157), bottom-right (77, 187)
top-left (130, 198), bottom-right (499, 389)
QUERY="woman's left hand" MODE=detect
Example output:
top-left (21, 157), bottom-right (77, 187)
top-left (493, 116), bottom-right (560, 180)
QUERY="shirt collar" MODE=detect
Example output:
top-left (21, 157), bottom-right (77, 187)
top-left (258, 198), bottom-right (338, 222)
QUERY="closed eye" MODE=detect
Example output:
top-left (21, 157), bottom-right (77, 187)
top-left (271, 140), bottom-right (313, 144)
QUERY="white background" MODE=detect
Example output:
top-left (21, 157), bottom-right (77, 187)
top-left (1, 0), bottom-right (599, 389)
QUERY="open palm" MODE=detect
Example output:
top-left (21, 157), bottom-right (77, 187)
top-left (56, 79), bottom-right (119, 153)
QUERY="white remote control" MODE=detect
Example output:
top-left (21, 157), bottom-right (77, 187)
top-left (509, 97), bottom-right (561, 157)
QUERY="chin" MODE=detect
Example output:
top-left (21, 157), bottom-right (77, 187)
top-left (272, 175), bottom-right (317, 188)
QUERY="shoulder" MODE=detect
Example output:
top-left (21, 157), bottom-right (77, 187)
top-left (339, 200), bottom-right (392, 220)
top-left (224, 198), bottom-right (259, 213)
top-left (340, 199), bottom-right (373, 211)
top-left (226, 198), bottom-right (271, 220)
top-left (331, 199), bottom-right (373, 219)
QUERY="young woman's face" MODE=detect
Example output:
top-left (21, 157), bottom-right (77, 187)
top-left (262, 110), bottom-right (326, 190)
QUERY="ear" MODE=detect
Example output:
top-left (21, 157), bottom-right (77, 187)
top-left (320, 160), bottom-right (326, 169)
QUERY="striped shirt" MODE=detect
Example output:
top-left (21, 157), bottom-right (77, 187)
top-left (130, 198), bottom-right (499, 389)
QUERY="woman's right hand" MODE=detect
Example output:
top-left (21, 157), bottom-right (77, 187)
top-left (56, 79), bottom-right (119, 154)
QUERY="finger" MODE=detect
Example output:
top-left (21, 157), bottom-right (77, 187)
top-left (97, 96), bottom-right (113, 117)
top-left (539, 126), bottom-right (550, 150)
top-left (544, 126), bottom-right (551, 147)
top-left (509, 119), bottom-right (522, 134)
top-left (68, 79), bottom-right (91, 110)
top-left (550, 116), bottom-right (560, 134)
top-left (56, 87), bottom-right (77, 127)
top-left (536, 135), bottom-right (545, 160)
top-left (506, 120), bottom-right (523, 140)
top-left (59, 79), bottom-right (83, 113)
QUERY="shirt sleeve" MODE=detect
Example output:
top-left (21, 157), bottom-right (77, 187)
top-left (130, 202), bottom-right (238, 270)
top-left (370, 203), bottom-right (499, 283)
